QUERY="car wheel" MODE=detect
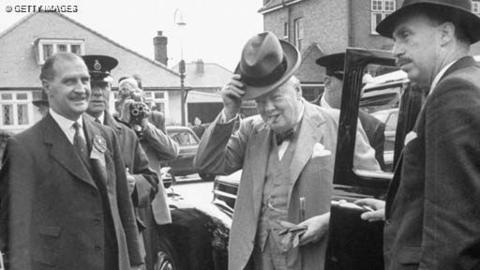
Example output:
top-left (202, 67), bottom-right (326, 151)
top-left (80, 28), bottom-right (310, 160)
top-left (199, 173), bottom-right (214, 182)
top-left (154, 237), bottom-right (182, 270)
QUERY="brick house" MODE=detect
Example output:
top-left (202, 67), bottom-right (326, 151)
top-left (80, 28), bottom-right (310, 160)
top-left (260, 0), bottom-right (480, 101)
top-left (0, 12), bottom-right (185, 133)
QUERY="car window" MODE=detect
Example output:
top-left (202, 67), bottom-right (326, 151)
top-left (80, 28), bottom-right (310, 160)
top-left (354, 68), bottom-right (407, 173)
top-left (168, 130), bottom-right (199, 146)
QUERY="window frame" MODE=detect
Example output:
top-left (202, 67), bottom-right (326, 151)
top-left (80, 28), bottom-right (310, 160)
top-left (36, 39), bottom-right (85, 64)
top-left (0, 91), bottom-right (34, 130)
top-left (293, 17), bottom-right (304, 51)
top-left (144, 90), bottom-right (169, 119)
top-left (370, 0), bottom-right (396, 35)
top-left (473, 0), bottom-right (480, 16)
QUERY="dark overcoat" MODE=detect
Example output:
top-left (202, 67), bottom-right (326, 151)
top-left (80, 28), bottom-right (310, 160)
top-left (0, 114), bottom-right (143, 270)
top-left (384, 57), bottom-right (480, 270)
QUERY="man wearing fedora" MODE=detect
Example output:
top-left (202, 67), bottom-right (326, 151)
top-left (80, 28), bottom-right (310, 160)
top-left (195, 32), bottom-right (379, 270)
top-left (356, 1), bottom-right (480, 269)
top-left (316, 53), bottom-right (386, 169)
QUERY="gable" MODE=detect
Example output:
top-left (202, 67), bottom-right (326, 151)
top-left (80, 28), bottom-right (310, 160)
top-left (0, 13), bottom-right (179, 88)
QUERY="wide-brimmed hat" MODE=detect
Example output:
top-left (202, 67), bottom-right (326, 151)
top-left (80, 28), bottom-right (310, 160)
top-left (82, 55), bottom-right (118, 83)
top-left (376, 0), bottom-right (480, 43)
top-left (316, 53), bottom-right (345, 80)
top-left (235, 32), bottom-right (301, 100)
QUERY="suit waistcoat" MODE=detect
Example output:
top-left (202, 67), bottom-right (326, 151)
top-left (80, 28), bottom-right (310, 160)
top-left (256, 136), bottom-right (296, 250)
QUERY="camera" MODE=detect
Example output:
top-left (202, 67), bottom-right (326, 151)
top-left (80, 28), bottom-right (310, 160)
top-left (129, 102), bottom-right (150, 137)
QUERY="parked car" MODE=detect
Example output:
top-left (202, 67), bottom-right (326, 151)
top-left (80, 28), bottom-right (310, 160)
top-left (162, 126), bottom-right (213, 185)
top-left (211, 48), bottom-right (424, 270)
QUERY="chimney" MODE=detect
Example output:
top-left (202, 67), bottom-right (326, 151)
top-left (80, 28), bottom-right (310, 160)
top-left (196, 59), bottom-right (204, 74)
top-left (153, 31), bottom-right (168, 66)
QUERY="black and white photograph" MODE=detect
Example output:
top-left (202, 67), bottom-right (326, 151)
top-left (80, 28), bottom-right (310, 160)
top-left (0, 0), bottom-right (480, 270)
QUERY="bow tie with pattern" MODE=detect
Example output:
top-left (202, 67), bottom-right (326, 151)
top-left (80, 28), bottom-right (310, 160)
top-left (275, 129), bottom-right (295, 145)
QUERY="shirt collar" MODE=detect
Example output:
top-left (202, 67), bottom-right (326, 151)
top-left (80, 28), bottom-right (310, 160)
top-left (429, 60), bottom-right (457, 96)
top-left (49, 108), bottom-right (83, 143)
top-left (320, 95), bottom-right (332, 109)
top-left (96, 111), bottom-right (105, 124)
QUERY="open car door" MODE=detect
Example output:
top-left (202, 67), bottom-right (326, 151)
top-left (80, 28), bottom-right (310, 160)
top-left (325, 48), bottom-right (424, 270)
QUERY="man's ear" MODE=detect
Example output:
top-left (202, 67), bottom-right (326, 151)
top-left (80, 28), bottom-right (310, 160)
top-left (41, 80), bottom-right (51, 96)
top-left (438, 21), bottom-right (455, 46)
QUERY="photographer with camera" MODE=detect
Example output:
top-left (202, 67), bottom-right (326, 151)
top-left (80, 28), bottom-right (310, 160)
top-left (116, 77), bottom-right (178, 269)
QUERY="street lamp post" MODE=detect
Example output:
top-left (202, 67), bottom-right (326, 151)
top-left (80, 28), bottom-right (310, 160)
top-left (174, 8), bottom-right (187, 126)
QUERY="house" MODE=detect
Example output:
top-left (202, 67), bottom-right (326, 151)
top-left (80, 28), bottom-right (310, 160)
top-left (173, 59), bottom-right (233, 124)
top-left (260, 0), bottom-right (480, 101)
top-left (0, 12), bottom-right (184, 133)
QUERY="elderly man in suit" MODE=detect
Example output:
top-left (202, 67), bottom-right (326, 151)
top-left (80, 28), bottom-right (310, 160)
top-left (195, 32), bottom-right (379, 270)
top-left (316, 53), bottom-right (386, 169)
top-left (83, 55), bottom-right (178, 270)
top-left (0, 52), bottom-right (143, 270)
top-left (356, 1), bottom-right (480, 269)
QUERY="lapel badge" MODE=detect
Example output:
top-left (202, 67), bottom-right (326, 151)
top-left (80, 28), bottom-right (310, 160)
top-left (93, 135), bottom-right (107, 153)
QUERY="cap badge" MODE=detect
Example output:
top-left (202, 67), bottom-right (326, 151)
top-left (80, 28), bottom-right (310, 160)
top-left (93, 60), bottom-right (102, 71)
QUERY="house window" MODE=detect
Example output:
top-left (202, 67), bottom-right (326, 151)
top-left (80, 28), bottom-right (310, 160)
top-left (371, 0), bottom-right (396, 34)
top-left (144, 90), bottom-right (169, 117)
top-left (293, 18), bottom-right (304, 51)
top-left (473, 0), bottom-right (480, 16)
top-left (36, 39), bottom-right (85, 64)
top-left (0, 91), bottom-right (33, 129)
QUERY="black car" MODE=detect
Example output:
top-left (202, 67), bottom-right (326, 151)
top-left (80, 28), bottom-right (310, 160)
top-left (212, 48), bottom-right (424, 270)
top-left (162, 126), bottom-right (214, 185)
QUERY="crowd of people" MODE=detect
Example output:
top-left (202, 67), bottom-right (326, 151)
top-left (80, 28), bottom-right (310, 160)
top-left (1, 0), bottom-right (480, 269)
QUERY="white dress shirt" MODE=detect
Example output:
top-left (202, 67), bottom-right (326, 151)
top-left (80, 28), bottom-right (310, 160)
top-left (49, 108), bottom-right (85, 144)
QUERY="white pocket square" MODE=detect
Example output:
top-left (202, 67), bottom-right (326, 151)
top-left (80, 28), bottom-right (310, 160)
top-left (404, 131), bottom-right (418, 146)
top-left (312, 142), bottom-right (331, 157)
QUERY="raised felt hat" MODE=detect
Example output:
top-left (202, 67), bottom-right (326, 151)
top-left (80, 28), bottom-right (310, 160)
top-left (376, 0), bottom-right (480, 43)
top-left (316, 53), bottom-right (345, 80)
top-left (235, 32), bottom-right (301, 100)
top-left (82, 55), bottom-right (119, 82)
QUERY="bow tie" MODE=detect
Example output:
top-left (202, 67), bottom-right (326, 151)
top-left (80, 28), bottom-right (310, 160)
top-left (275, 129), bottom-right (295, 145)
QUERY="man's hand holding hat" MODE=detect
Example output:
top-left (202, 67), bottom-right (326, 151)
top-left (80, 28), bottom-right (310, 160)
top-left (220, 74), bottom-right (245, 121)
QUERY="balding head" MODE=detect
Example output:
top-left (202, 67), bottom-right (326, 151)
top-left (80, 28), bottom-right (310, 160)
top-left (40, 52), bottom-right (85, 82)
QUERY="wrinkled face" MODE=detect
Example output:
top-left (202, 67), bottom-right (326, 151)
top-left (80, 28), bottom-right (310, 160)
top-left (87, 81), bottom-right (110, 117)
top-left (392, 13), bottom-right (441, 86)
top-left (43, 58), bottom-right (91, 120)
top-left (255, 80), bottom-right (302, 133)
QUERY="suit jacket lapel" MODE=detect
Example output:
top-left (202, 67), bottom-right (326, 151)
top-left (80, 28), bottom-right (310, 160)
top-left (251, 124), bottom-right (272, 219)
top-left (287, 103), bottom-right (325, 204)
top-left (43, 114), bottom-right (97, 189)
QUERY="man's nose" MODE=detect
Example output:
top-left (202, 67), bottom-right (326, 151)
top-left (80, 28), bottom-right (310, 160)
top-left (263, 99), bottom-right (275, 111)
top-left (392, 41), bottom-right (405, 59)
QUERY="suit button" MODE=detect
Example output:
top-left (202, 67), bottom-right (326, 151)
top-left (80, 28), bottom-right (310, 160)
top-left (91, 190), bottom-right (96, 196)
top-left (385, 219), bottom-right (391, 225)
top-left (94, 245), bottom-right (102, 252)
top-left (94, 218), bottom-right (101, 224)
